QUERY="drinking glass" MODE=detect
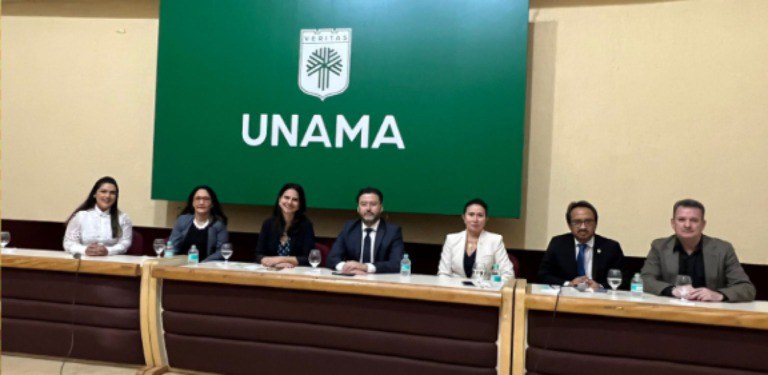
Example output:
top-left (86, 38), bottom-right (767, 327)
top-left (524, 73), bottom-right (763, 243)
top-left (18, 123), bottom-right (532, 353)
top-left (472, 262), bottom-right (487, 287)
top-left (153, 239), bottom-right (166, 258)
top-left (1, 231), bottom-right (10, 249)
top-left (675, 275), bottom-right (693, 302)
top-left (308, 249), bottom-right (322, 272)
top-left (607, 269), bottom-right (622, 296)
top-left (221, 243), bottom-right (234, 265)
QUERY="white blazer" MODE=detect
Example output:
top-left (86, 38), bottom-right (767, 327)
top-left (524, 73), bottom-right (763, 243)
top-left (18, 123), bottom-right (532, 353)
top-left (438, 230), bottom-right (515, 278)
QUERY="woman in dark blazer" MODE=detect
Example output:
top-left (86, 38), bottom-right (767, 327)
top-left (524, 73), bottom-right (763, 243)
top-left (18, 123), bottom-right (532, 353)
top-left (255, 183), bottom-right (315, 268)
top-left (168, 185), bottom-right (229, 261)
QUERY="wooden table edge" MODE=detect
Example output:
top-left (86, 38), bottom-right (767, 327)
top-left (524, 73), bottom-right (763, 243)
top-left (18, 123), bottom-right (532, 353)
top-left (524, 293), bottom-right (768, 330)
top-left (1, 254), bottom-right (142, 276)
top-left (152, 265), bottom-right (502, 307)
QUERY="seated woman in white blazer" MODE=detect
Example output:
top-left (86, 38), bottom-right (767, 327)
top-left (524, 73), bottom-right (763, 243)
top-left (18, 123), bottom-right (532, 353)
top-left (438, 198), bottom-right (515, 278)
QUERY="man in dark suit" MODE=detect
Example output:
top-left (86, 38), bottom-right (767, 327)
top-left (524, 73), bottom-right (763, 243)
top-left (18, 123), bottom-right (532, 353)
top-left (327, 187), bottom-right (404, 274)
top-left (641, 199), bottom-right (755, 302)
top-left (538, 201), bottom-right (625, 289)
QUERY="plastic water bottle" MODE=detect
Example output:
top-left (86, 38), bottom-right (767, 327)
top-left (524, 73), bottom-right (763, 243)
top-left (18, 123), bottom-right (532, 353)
top-left (164, 240), bottom-right (176, 257)
top-left (400, 253), bottom-right (411, 277)
top-left (631, 273), bottom-right (644, 298)
top-left (188, 245), bottom-right (199, 264)
top-left (491, 263), bottom-right (502, 285)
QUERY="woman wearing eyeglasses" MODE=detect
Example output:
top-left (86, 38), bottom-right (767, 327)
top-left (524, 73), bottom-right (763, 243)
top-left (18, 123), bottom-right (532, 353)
top-left (168, 185), bottom-right (229, 261)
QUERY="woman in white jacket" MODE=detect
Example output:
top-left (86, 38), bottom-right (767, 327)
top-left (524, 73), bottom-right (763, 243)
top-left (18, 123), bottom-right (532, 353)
top-left (438, 198), bottom-right (514, 278)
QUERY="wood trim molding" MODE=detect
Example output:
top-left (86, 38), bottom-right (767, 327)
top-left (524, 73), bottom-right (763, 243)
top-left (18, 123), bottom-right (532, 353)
top-left (147, 272), bottom-right (166, 367)
top-left (135, 365), bottom-right (169, 375)
top-left (139, 259), bottom-right (156, 368)
top-left (525, 291), bottom-right (768, 331)
top-left (151, 266), bottom-right (502, 307)
top-left (0, 254), bottom-right (142, 276)
top-left (497, 279), bottom-right (515, 375)
top-left (147, 258), bottom-right (187, 367)
top-left (167, 368), bottom-right (220, 375)
top-left (511, 279), bottom-right (528, 375)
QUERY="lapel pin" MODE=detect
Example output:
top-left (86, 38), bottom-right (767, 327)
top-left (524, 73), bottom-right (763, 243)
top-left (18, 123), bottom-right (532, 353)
top-left (597, 248), bottom-right (601, 254)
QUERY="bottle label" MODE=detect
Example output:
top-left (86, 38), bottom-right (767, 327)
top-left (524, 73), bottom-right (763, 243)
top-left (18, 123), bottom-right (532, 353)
top-left (631, 283), bottom-right (643, 292)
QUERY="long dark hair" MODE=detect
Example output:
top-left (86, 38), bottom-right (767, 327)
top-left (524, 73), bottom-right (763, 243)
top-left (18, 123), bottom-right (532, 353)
top-left (66, 176), bottom-right (123, 239)
top-left (271, 183), bottom-right (307, 236)
top-left (179, 185), bottom-right (228, 225)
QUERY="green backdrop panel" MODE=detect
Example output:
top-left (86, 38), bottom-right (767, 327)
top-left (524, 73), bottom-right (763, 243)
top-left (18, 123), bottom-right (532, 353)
top-left (153, 0), bottom-right (529, 217)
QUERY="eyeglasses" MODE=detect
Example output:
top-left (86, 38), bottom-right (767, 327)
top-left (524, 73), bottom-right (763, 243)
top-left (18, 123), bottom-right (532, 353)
top-left (194, 196), bottom-right (211, 202)
top-left (570, 219), bottom-right (595, 227)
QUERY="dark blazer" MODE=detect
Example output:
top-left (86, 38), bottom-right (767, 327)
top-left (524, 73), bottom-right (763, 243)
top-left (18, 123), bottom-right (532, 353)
top-left (640, 235), bottom-right (756, 302)
top-left (327, 219), bottom-right (404, 274)
top-left (255, 216), bottom-right (316, 266)
top-left (168, 214), bottom-right (229, 261)
top-left (537, 233), bottom-right (625, 288)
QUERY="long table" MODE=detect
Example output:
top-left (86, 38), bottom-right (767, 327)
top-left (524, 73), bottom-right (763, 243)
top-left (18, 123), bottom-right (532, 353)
top-left (0, 248), bottom-right (183, 368)
top-left (516, 282), bottom-right (768, 375)
top-left (6, 249), bottom-right (767, 375)
top-left (148, 262), bottom-right (516, 375)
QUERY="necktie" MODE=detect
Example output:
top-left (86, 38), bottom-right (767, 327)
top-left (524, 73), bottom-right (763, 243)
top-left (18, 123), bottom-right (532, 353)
top-left (362, 228), bottom-right (373, 263)
top-left (577, 243), bottom-right (587, 277)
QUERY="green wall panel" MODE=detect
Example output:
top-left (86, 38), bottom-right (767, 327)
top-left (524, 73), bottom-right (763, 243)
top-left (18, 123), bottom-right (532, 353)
top-left (153, 0), bottom-right (529, 217)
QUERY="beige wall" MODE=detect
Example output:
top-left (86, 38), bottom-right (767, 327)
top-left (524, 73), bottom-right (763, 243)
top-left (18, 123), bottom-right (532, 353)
top-left (2, 0), bottom-right (767, 264)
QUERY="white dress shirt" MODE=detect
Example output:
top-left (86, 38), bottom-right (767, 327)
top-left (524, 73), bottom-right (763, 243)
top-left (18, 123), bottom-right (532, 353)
top-left (63, 206), bottom-right (133, 255)
top-left (574, 237), bottom-right (595, 280)
top-left (335, 220), bottom-right (380, 273)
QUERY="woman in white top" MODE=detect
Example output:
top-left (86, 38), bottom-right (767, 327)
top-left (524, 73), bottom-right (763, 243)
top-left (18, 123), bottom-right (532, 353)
top-left (63, 176), bottom-right (132, 256)
top-left (438, 198), bottom-right (514, 278)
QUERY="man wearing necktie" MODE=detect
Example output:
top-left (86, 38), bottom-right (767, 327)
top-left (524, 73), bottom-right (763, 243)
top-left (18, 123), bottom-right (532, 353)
top-left (327, 187), bottom-right (405, 274)
top-left (537, 201), bottom-right (626, 289)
